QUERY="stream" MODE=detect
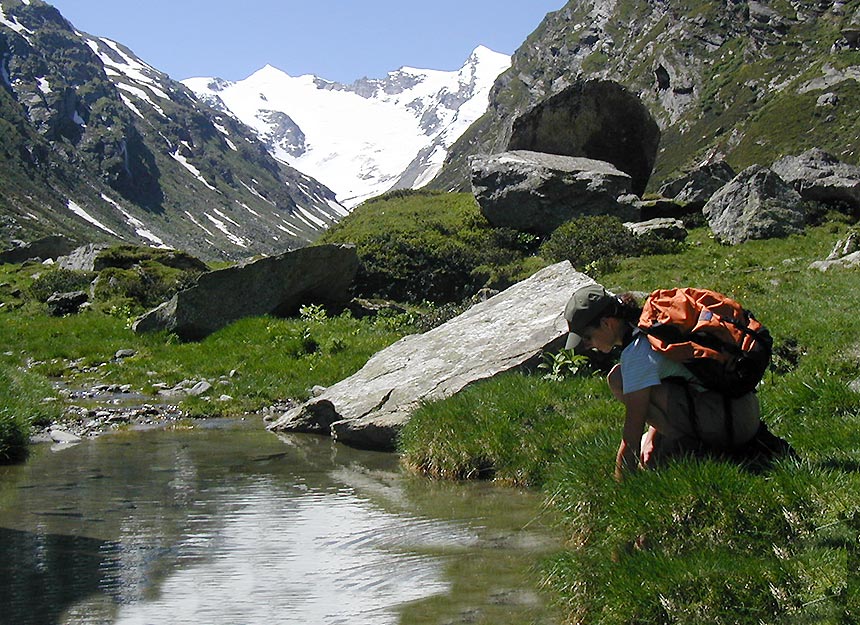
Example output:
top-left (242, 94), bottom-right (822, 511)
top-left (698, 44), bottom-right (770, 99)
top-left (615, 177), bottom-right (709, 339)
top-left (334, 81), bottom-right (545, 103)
top-left (0, 419), bottom-right (561, 625)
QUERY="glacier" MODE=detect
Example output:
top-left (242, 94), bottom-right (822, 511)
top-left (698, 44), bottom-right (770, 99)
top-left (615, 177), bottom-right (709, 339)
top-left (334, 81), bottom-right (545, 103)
top-left (184, 46), bottom-right (510, 207)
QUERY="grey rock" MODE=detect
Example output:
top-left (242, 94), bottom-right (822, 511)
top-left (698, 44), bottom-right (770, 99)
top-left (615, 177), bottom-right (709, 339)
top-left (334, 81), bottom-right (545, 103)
top-left (46, 291), bottom-right (88, 316)
top-left (189, 381), bottom-right (212, 396)
top-left (57, 244), bottom-right (111, 272)
top-left (827, 231), bottom-right (860, 260)
top-left (471, 150), bottom-right (635, 235)
top-left (816, 93), bottom-right (839, 107)
top-left (770, 148), bottom-right (860, 210)
top-left (810, 230), bottom-right (860, 271)
top-left (658, 160), bottom-right (737, 209)
top-left (507, 80), bottom-right (660, 196)
top-left (269, 261), bottom-right (591, 450)
top-left (809, 251), bottom-right (860, 272)
top-left (133, 244), bottom-right (358, 341)
top-left (114, 349), bottom-right (136, 360)
top-left (49, 428), bottom-right (82, 444)
top-left (703, 165), bottom-right (806, 244)
top-left (0, 235), bottom-right (78, 264)
top-left (624, 218), bottom-right (687, 241)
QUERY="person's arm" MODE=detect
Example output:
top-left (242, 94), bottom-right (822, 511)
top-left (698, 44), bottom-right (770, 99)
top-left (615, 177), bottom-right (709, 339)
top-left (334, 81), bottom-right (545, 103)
top-left (614, 386), bottom-right (651, 480)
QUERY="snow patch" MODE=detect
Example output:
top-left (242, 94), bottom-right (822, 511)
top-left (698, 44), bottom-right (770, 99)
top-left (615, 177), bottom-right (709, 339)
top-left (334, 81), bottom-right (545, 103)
top-left (36, 77), bottom-right (52, 94)
top-left (239, 180), bottom-right (275, 206)
top-left (117, 82), bottom-right (167, 117)
top-left (67, 200), bottom-right (118, 236)
top-left (237, 201), bottom-right (261, 217)
top-left (183, 211), bottom-right (215, 237)
top-left (102, 194), bottom-right (168, 247)
top-left (119, 94), bottom-right (146, 119)
top-left (204, 213), bottom-right (248, 248)
top-left (0, 7), bottom-right (33, 37)
top-left (171, 148), bottom-right (217, 191)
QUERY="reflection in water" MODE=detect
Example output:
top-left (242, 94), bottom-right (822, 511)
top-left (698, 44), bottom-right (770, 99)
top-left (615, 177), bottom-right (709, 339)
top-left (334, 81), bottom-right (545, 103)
top-left (0, 425), bottom-right (558, 625)
top-left (0, 528), bottom-right (110, 625)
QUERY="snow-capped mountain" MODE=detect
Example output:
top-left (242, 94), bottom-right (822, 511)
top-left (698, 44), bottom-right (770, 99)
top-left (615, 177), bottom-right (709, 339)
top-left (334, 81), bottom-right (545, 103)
top-left (0, 0), bottom-right (347, 261)
top-left (183, 46), bottom-right (511, 207)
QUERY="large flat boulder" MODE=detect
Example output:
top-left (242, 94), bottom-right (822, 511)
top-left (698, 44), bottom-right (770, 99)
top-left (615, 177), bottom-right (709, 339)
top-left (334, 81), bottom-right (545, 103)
top-left (507, 80), bottom-right (660, 196)
top-left (133, 244), bottom-right (358, 341)
top-left (703, 165), bottom-right (806, 244)
top-left (269, 261), bottom-right (593, 451)
top-left (771, 148), bottom-right (860, 211)
top-left (471, 150), bottom-right (636, 235)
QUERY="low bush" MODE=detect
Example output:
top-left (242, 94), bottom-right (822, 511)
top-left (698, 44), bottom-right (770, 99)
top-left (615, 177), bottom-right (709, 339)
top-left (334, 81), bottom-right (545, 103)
top-left (28, 268), bottom-right (94, 302)
top-left (539, 215), bottom-right (640, 274)
top-left (91, 261), bottom-right (200, 311)
top-left (318, 192), bottom-right (541, 304)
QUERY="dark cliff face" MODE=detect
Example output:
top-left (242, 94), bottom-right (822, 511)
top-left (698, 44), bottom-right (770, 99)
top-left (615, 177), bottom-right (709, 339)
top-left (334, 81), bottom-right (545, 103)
top-left (0, 0), bottom-right (344, 260)
top-left (430, 0), bottom-right (860, 194)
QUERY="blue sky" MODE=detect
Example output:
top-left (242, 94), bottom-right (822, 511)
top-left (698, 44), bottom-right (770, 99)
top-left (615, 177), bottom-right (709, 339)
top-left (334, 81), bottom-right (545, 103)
top-left (47, 1), bottom-right (565, 83)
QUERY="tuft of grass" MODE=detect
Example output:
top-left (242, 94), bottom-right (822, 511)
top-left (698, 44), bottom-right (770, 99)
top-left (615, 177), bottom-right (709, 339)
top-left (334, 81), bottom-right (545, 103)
top-left (0, 363), bottom-right (62, 463)
top-left (399, 372), bottom-right (618, 487)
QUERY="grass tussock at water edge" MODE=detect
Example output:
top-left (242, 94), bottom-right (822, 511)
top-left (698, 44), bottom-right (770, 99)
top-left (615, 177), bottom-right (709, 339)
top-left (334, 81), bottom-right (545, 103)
top-left (398, 224), bottom-right (860, 624)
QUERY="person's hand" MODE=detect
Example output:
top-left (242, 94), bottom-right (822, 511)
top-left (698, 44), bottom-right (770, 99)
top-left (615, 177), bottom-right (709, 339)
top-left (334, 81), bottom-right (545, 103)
top-left (640, 426), bottom-right (658, 468)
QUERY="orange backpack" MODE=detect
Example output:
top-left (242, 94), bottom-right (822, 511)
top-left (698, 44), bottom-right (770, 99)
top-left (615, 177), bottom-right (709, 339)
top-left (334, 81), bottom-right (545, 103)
top-left (638, 288), bottom-right (773, 397)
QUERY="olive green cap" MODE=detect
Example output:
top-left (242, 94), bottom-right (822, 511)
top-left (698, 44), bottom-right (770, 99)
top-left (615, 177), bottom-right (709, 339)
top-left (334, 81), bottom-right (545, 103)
top-left (564, 284), bottom-right (615, 349)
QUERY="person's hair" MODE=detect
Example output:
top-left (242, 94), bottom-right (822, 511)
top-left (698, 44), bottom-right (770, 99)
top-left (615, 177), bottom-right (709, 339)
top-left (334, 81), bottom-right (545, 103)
top-left (583, 292), bottom-right (641, 330)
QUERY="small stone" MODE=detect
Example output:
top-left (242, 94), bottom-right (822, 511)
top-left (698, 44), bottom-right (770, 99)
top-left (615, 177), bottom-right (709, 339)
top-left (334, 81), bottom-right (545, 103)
top-left (49, 428), bottom-right (82, 444)
top-left (115, 349), bottom-right (136, 360)
top-left (189, 381), bottom-right (212, 396)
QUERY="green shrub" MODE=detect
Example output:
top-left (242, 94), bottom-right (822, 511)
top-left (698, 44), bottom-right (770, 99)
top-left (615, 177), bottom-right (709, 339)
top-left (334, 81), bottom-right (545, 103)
top-left (318, 192), bottom-right (542, 304)
top-left (539, 215), bottom-right (641, 274)
top-left (28, 268), bottom-right (94, 302)
top-left (91, 261), bottom-right (199, 311)
top-left (93, 245), bottom-right (209, 272)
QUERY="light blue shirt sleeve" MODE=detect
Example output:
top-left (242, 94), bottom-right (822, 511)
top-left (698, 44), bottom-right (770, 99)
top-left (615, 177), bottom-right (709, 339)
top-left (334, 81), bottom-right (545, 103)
top-left (620, 334), bottom-right (699, 394)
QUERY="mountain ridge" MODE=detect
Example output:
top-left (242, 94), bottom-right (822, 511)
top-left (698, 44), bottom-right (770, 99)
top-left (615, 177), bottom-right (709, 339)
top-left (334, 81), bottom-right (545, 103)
top-left (0, 0), bottom-right (347, 261)
top-left (182, 45), bottom-right (511, 206)
top-left (429, 0), bottom-right (860, 194)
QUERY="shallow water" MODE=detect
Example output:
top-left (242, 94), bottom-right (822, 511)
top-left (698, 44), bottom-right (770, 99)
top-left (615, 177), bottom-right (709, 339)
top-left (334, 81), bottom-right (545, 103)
top-left (0, 422), bottom-right (560, 625)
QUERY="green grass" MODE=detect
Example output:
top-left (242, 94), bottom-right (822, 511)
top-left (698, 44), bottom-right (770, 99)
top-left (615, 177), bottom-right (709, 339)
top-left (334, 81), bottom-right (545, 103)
top-left (399, 219), bottom-right (860, 624)
top-left (0, 363), bottom-right (62, 462)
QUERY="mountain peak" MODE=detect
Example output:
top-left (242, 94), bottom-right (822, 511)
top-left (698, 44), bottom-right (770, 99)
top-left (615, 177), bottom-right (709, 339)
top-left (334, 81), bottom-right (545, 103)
top-left (183, 48), bottom-right (510, 207)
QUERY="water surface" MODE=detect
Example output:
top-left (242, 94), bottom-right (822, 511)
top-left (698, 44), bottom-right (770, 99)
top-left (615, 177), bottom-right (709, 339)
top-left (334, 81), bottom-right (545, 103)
top-left (0, 422), bottom-right (560, 625)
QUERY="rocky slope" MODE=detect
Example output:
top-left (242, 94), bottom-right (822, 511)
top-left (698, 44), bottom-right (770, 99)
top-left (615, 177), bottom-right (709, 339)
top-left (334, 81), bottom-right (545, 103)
top-left (429, 0), bottom-right (860, 194)
top-left (183, 46), bottom-right (511, 207)
top-left (0, 0), bottom-right (347, 261)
